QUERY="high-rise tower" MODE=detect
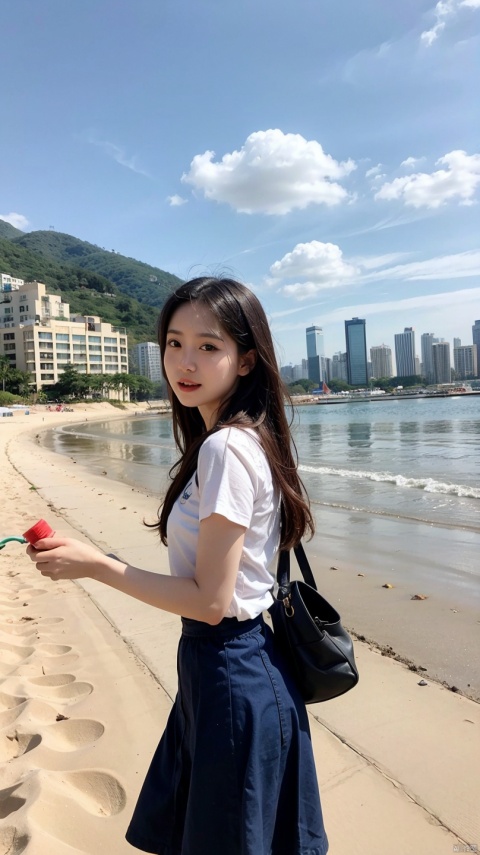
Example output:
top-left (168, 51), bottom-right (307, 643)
top-left (306, 326), bottom-right (324, 387)
top-left (345, 318), bottom-right (367, 386)
top-left (394, 327), bottom-right (416, 377)
top-left (432, 342), bottom-right (451, 384)
top-left (421, 333), bottom-right (435, 383)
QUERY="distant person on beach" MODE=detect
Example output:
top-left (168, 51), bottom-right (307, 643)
top-left (27, 276), bottom-right (329, 855)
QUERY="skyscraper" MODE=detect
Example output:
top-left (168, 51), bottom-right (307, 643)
top-left (306, 326), bottom-right (324, 387)
top-left (394, 327), bottom-right (416, 377)
top-left (345, 318), bottom-right (367, 386)
top-left (370, 344), bottom-right (393, 379)
top-left (432, 342), bottom-right (451, 384)
top-left (421, 333), bottom-right (436, 383)
top-left (473, 321), bottom-right (480, 375)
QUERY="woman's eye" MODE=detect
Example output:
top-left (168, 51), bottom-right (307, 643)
top-left (200, 343), bottom-right (218, 352)
top-left (167, 339), bottom-right (180, 348)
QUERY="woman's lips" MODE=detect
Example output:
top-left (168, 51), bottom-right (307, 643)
top-left (178, 381), bottom-right (201, 392)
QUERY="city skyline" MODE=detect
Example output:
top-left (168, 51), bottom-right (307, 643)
top-left (281, 317), bottom-right (478, 379)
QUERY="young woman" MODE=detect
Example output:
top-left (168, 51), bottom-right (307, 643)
top-left (27, 276), bottom-right (329, 855)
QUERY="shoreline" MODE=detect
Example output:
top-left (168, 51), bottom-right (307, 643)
top-left (291, 390), bottom-right (480, 405)
top-left (1, 404), bottom-right (479, 853)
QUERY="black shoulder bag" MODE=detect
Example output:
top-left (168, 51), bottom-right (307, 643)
top-left (269, 542), bottom-right (359, 704)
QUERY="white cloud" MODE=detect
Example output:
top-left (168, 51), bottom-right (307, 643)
top-left (167, 194), bottom-right (188, 206)
top-left (365, 164), bottom-right (383, 178)
top-left (362, 250), bottom-right (480, 282)
top-left (421, 0), bottom-right (480, 45)
top-left (400, 156), bottom-right (425, 169)
top-left (350, 252), bottom-right (410, 270)
top-left (269, 238), bottom-right (480, 300)
top-left (85, 133), bottom-right (150, 177)
top-left (269, 241), bottom-right (358, 299)
top-left (375, 150), bottom-right (480, 208)
top-left (0, 212), bottom-right (29, 231)
top-left (181, 129), bottom-right (356, 215)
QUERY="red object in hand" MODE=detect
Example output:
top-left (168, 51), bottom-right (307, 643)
top-left (23, 519), bottom-right (55, 544)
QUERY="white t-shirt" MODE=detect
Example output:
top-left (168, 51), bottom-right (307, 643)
top-left (167, 427), bottom-right (281, 620)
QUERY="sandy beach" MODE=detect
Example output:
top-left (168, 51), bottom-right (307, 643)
top-left (1, 404), bottom-right (479, 854)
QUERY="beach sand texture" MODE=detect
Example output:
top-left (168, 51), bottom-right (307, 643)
top-left (1, 405), bottom-right (479, 854)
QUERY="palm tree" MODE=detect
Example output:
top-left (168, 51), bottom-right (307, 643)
top-left (0, 355), bottom-right (12, 393)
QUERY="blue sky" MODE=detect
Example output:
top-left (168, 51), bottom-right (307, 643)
top-left (1, 0), bottom-right (479, 367)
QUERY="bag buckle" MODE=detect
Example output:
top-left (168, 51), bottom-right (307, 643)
top-left (283, 594), bottom-right (294, 618)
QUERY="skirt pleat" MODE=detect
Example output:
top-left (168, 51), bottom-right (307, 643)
top-left (125, 615), bottom-right (328, 855)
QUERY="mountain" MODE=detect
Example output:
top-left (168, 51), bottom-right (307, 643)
top-left (0, 237), bottom-right (159, 345)
top-left (0, 219), bottom-right (23, 240)
top-left (12, 230), bottom-right (182, 308)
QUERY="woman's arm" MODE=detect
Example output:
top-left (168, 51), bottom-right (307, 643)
top-left (27, 513), bottom-right (245, 625)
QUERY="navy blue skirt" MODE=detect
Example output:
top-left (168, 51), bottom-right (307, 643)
top-left (126, 614), bottom-right (328, 855)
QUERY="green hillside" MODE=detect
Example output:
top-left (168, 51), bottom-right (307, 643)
top-left (0, 237), bottom-right (159, 345)
top-left (0, 219), bottom-right (23, 240)
top-left (12, 230), bottom-right (182, 308)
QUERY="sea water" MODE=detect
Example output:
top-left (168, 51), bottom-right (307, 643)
top-left (43, 395), bottom-right (480, 604)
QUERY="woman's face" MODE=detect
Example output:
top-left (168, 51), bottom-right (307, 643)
top-left (163, 302), bottom-right (254, 429)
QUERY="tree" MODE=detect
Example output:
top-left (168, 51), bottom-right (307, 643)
top-left (327, 379), bottom-right (353, 393)
top-left (48, 364), bottom-right (88, 399)
top-left (135, 375), bottom-right (154, 401)
top-left (6, 369), bottom-right (32, 396)
top-left (391, 375), bottom-right (425, 388)
top-left (287, 378), bottom-right (318, 393)
top-left (0, 355), bottom-right (11, 393)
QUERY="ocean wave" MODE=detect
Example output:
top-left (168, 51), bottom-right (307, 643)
top-left (299, 464), bottom-right (480, 499)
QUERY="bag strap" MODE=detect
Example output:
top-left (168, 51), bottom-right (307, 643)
top-left (276, 542), bottom-right (317, 596)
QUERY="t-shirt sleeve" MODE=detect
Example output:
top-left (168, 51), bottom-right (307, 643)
top-left (197, 429), bottom-right (259, 527)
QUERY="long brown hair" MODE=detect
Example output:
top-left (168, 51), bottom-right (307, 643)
top-left (155, 276), bottom-right (314, 549)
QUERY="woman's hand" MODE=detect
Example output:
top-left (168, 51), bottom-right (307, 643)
top-left (26, 537), bottom-right (108, 581)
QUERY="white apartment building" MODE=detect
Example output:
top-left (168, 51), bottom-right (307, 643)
top-left (331, 351), bottom-right (348, 382)
top-left (134, 341), bottom-right (163, 382)
top-left (370, 344), bottom-right (393, 379)
top-left (454, 345), bottom-right (477, 379)
top-left (1, 274), bottom-right (25, 291)
top-left (0, 279), bottom-right (128, 392)
top-left (292, 360), bottom-right (309, 382)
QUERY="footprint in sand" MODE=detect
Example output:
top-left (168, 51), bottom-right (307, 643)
top-left (0, 826), bottom-right (30, 855)
top-left (0, 783), bottom-right (27, 821)
top-left (0, 601), bottom-right (28, 610)
top-left (0, 692), bottom-right (27, 713)
top-left (0, 719), bottom-right (104, 762)
top-left (37, 768), bottom-right (126, 817)
top-left (27, 674), bottom-right (93, 704)
top-left (0, 617), bottom-right (64, 636)
top-left (18, 589), bottom-right (48, 598)
top-left (0, 731), bottom-right (42, 763)
top-left (35, 643), bottom-right (73, 656)
top-left (0, 698), bottom-right (60, 729)
top-left (0, 770), bottom-right (126, 852)
top-left (0, 643), bottom-right (35, 677)
top-left (0, 642), bottom-right (35, 665)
